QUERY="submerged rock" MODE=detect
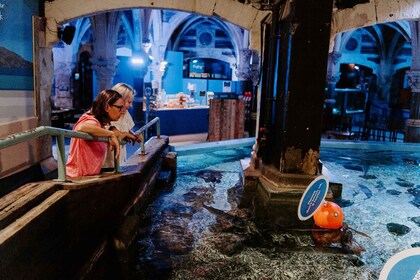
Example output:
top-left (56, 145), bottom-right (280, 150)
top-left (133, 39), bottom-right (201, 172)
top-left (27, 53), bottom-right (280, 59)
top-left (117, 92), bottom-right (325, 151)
top-left (411, 197), bottom-right (420, 209)
top-left (396, 181), bottom-right (415, 188)
top-left (408, 187), bottom-right (420, 209)
top-left (375, 181), bottom-right (386, 191)
top-left (343, 164), bottom-right (363, 172)
top-left (411, 242), bottom-right (420, 248)
top-left (408, 187), bottom-right (420, 197)
top-left (358, 184), bottom-right (373, 199)
top-left (402, 158), bottom-right (419, 165)
top-left (336, 199), bottom-right (354, 208)
top-left (386, 223), bottom-right (411, 236)
top-left (211, 233), bottom-right (247, 255)
top-left (227, 181), bottom-right (245, 208)
top-left (386, 189), bottom-right (401, 196)
top-left (410, 216), bottom-right (420, 227)
top-left (359, 174), bottom-right (377, 179)
top-left (196, 169), bottom-right (224, 183)
top-left (396, 178), bottom-right (414, 188)
top-left (183, 185), bottom-right (215, 207)
top-left (151, 223), bottom-right (195, 255)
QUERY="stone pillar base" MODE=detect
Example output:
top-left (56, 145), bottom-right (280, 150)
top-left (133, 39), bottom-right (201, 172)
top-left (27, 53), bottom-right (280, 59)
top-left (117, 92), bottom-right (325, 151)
top-left (405, 119), bottom-right (420, 143)
top-left (242, 161), bottom-right (341, 229)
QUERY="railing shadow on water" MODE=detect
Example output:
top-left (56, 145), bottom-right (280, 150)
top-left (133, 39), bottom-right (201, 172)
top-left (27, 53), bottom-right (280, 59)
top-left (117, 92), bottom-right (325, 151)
top-left (0, 117), bottom-right (160, 182)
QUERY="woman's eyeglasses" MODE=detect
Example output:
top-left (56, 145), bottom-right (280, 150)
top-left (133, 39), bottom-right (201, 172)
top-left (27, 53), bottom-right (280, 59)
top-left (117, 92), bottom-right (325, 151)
top-left (110, 104), bottom-right (124, 111)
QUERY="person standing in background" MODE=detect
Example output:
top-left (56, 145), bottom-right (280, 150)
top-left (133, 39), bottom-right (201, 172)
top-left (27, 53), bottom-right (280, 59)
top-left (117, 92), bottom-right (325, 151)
top-left (103, 83), bottom-right (142, 168)
top-left (66, 89), bottom-right (137, 178)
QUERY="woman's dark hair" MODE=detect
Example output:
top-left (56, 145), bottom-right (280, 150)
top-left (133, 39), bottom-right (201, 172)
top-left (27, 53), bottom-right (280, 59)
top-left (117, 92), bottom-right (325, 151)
top-left (89, 89), bottom-right (122, 125)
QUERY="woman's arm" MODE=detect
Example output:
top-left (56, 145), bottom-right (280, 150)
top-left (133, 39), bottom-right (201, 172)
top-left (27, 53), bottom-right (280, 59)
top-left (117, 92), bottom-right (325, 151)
top-left (109, 126), bottom-right (139, 144)
top-left (76, 123), bottom-right (120, 159)
top-left (76, 122), bottom-right (114, 137)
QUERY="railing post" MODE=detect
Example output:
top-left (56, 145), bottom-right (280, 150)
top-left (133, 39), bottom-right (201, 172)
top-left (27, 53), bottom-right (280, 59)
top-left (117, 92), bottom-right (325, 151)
top-left (156, 118), bottom-right (161, 138)
top-left (56, 134), bottom-right (67, 181)
top-left (114, 150), bottom-right (120, 173)
top-left (140, 131), bottom-right (146, 154)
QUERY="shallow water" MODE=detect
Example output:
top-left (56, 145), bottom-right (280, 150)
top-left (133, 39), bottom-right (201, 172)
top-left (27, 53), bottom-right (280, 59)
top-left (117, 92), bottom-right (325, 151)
top-left (135, 146), bottom-right (420, 279)
top-left (320, 148), bottom-right (420, 274)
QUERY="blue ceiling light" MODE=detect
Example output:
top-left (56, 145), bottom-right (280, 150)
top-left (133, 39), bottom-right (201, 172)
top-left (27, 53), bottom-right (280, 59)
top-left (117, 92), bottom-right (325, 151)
top-left (131, 57), bottom-right (145, 64)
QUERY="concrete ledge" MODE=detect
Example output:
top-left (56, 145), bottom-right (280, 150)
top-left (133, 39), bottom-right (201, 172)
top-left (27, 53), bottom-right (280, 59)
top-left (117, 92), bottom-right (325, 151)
top-left (174, 137), bottom-right (254, 156)
top-left (321, 139), bottom-right (420, 152)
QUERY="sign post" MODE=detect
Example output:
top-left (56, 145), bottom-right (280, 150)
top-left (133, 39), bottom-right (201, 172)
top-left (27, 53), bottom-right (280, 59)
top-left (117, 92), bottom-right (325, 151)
top-left (297, 175), bottom-right (329, 221)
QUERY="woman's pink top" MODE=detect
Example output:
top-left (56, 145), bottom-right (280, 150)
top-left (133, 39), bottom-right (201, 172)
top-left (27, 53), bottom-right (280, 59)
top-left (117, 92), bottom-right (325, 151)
top-left (66, 113), bottom-right (107, 178)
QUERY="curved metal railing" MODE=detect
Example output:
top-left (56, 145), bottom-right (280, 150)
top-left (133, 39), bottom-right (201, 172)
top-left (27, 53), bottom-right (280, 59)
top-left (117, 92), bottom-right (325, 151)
top-left (0, 117), bottom-right (160, 181)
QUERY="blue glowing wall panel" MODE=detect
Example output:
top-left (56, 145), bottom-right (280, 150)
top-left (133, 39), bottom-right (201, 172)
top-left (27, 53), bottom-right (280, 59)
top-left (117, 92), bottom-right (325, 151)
top-left (207, 80), bottom-right (236, 93)
top-left (162, 51), bottom-right (183, 94)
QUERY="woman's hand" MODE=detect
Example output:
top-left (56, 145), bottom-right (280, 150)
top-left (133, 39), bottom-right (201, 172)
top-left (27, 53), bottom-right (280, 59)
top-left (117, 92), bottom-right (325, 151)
top-left (108, 133), bottom-right (120, 159)
top-left (121, 132), bottom-right (138, 145)
top-left (129, 130), bottom-right (143, 145)
top-left (109, 127), bottom-right (138, 145)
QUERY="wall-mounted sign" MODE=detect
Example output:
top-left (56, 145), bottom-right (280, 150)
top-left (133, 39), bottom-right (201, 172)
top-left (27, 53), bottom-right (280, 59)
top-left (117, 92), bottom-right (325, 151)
top-left (379, 248), bottom-right (420, 280)
top-left (190, 60), bottom-right (204, 73)
top-left (297, 175), bottom-right (328, 221)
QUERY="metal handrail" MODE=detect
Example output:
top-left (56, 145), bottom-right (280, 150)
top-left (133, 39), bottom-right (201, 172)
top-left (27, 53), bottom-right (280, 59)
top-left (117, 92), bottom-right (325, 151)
top-left (134, 116), bottom-right (161, 154)
top-left (0, 117), bottom-right (160, 181)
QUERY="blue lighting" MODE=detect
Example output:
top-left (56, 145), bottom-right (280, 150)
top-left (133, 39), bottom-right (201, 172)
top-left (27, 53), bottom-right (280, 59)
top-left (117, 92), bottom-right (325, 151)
top-left (131, 57), bottom-right (145, 64)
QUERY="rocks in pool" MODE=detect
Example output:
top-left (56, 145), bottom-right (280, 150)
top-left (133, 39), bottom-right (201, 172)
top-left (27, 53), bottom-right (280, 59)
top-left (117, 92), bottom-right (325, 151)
top-left (386, 189), bottom-right (401, 196)
top-left (410, 216), bottom-right (420, 227)
top-left (403, 158), bottom-right (419, 165)
top-left (210, 233), bottom-right (247, 255)
top-left (408, 187), bottom-right (420, 197)
top-left (386, 223), bottom-right (411, 236)
top-left (227, 181), bottom-right (246, 208)
top-left (411, 242), bottom-right (420, 248)
top-left (411, 197), bottom-right (420, 209)
top-left (407, 187), bottom-right (420, 209)
top-left (182, 185), bottom-right (215, 206)
top-left (396, 178), bottom-right (414, 188)
top-left (343, 164), bottom-right (364, 172)
top-left (335, 199), bottom-right (354, 208)
top-left (196, 169), bottom-right (223, 183)
top-left (359, 174), bottom-right (377, 179)
top-left (375, 181), bottom-right (386, 192)
top-left (358, 184), bottom-right (372, 199)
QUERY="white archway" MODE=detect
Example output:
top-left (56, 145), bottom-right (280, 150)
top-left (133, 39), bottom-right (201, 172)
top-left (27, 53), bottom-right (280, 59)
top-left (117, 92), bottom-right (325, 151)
top-left (45, 0), bottom-right (268, 53)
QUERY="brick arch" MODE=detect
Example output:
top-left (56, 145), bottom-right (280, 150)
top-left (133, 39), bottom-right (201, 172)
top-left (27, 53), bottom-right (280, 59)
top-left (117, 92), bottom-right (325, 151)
top-left (45, 0), bottom-right (268, 52)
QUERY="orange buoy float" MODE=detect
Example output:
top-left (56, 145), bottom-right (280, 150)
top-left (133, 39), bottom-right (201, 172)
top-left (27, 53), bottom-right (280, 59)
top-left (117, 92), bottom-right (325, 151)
top-left (313, 201), bottom-right (344, 229)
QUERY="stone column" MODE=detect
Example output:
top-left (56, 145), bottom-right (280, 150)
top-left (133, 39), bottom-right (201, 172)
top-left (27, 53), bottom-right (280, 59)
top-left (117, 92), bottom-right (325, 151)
top-left (405, 21), bottom-right (420, 143)
top-left (91, 58), bottom-right (119, 92)
top-left (90, 12), bottom-right (121, 91)
top-left (53, 61), bottom-right (75, 108)
top-left (236, 49), bottom-right (253, 81)
top-left (377, 62), bottom-right (393, 103)
top-left (325, 34), bottom-right (342, 103)
top-left (274, 0), bottom-right (334, 174)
